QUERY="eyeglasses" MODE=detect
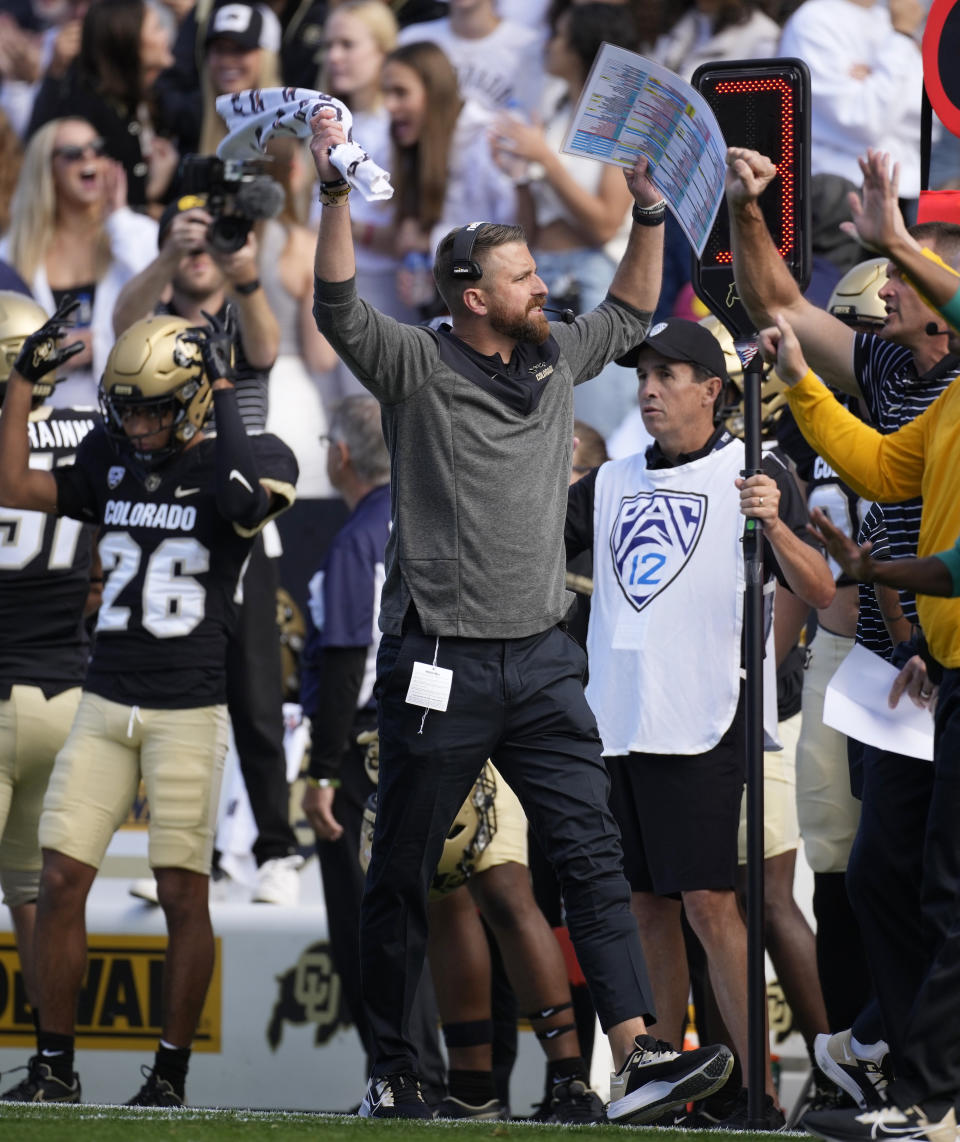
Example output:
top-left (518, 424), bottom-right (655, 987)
top-left (53, 138), bottom-right (107, 163)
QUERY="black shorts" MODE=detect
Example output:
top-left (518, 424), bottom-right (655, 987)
top-left (606, 695), bottom-right (746, 896)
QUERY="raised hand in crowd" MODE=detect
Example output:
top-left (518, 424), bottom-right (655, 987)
top-left (844, 150), bottom-right (960, 329)
top-left (842, 150), bottom-right (916, 258)
top-left (0, 14), bottom-right (41, 84)
top-left (47, 17), bottom-right (82, 80)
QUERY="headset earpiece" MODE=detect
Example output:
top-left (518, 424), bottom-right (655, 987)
top-left (451, 221), bottom-right (487, 281)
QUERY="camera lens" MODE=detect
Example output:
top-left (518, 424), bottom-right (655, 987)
top-left (207, 216), bottom-right (252, 254)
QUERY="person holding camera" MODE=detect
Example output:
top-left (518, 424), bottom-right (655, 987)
top-left (113, 197), bottom-right (305, 907)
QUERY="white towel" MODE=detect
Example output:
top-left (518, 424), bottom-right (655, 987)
top-left (215, 86), bottom-right (393, 201)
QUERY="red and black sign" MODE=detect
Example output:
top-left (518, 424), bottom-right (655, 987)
top-left (691, 59), bottom-right (811, 339)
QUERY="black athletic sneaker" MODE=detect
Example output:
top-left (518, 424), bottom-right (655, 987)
top-left (606, 1035), bottom-right (734, 1125)
top-left (435, 1095), bottom-right (508, 1120)
top-left (358, 1072), bottom-right (435, 1118)
top-left (0, 1056), bottom-right (81, 1102)
top-left (804, 1100), bottom-right (957, 1142)
top-left (530, 1077), bottom-right (605, 1124)
top-left (125, 1066), bottom-right (184, 1107)
top-left (715, 1088), bottom-right (787, 1130)
top-left (788, 1067), bottom-right (857, 1127)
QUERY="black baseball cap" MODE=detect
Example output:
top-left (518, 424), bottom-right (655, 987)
top-left (616, 318), bottom-right (730, 383)
top-left (205, 3), bottom-right (268, 50)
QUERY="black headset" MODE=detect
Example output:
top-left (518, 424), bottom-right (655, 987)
top-left (451, 221), bottom-right (489, 280)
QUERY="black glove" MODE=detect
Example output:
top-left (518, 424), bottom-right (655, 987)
top-left (13, 295), bottom-right (85, 383)
top-left (183, 309), bottom-right (236, 384)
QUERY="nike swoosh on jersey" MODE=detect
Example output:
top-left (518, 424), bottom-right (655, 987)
top-left (229, 468), bottom-right (254, 493)
top-left (174, 486), bottom-right (201, 498)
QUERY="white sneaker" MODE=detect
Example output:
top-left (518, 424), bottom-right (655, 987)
top-left (252, 854), bottom-right (304, 905)
top-left (129, 877), bottom-right (159, 905)
top-left (815, 1030), bottom-right (891, 1109)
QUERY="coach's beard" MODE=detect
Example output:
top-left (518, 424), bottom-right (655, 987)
top-left (488, 295), bottom-right (550, 346)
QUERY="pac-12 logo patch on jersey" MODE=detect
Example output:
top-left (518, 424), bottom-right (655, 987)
top-left (609, 490), bottom-right (707, 612)
top-left (108, 466), bottom-right (125, 489)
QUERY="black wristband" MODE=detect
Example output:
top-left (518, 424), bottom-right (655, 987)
top-left (234, 278), bottom-right (261, 296)
top-left (633, 201), bottom-right (666, 227)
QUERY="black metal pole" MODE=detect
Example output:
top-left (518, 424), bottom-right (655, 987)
top-left (740, 346), bottom-right (766, 1128)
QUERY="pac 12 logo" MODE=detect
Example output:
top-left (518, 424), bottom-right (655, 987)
top-left (610, 491), bottom-right (707, 611)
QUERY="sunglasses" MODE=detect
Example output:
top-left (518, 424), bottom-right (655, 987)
top-left (53, 138), bottom-right (107, 163)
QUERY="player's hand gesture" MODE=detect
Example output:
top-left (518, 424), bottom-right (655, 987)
top-left (13, 295), bottom-right (85, 383)
top-left (184, 309), bottom-right (236, 385)
top-left (725, 147), bottom-right (777, 209)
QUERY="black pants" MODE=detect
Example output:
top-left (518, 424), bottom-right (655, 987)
top-left (316, 712), bottom-right (445, 1097)
top-left (889, 668), bottom-right (960, 1105)
top-left (226, 535), bottom-right (298, 865)
top-left (845, 738), bottom-right (935, 1067)
top-left (361, 620), bottom-right (654, 1077)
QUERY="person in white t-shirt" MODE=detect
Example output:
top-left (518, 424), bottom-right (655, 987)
top-left (396, 0), bottom-right (544, 117)
top-left (778, 0), bottom-right (924, 201)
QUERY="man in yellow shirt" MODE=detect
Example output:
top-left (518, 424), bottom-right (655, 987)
top-left (755, 306), bottom-right (960, 1142)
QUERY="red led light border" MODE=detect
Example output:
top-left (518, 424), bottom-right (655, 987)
top-left (710, 77), bottom-right (796, 266)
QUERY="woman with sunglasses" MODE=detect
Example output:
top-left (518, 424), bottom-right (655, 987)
top-left (1, 116), bottom-right (158, 408)
top-left (26, 0), bottom-right (176, 212)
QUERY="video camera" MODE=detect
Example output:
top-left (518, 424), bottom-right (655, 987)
top-left (177, 155), bottom-right (285, 254)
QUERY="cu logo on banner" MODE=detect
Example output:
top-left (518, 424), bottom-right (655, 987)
top-left (609, 491), bottom-right (707, 612)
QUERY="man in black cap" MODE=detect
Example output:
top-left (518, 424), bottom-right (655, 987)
top-left (565, 317), bottom-right (835, 1129)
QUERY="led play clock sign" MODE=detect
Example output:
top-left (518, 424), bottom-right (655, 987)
top-left (691, 59), bottom-right (811, 339)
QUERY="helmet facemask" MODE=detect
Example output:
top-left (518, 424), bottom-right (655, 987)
top-left (100, 316), bottom-right (214, 475)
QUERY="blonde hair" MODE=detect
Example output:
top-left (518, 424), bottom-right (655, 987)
top-left (7, 118), bottom-right (110, 284)
top-left (198, 46), bottom-right (283, 156)
top-left (319, 0), bottom-right (399, 103)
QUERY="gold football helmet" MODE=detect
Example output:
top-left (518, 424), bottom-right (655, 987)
top-left (699, 313), bottom-right (789, 439)
top-left (358, 760), bottom-right (499, 899)
top-left (827, 257), bottom-right (889, 331)
top-left (100, 314), bottom-right (213, 467)
top-left (0, 291), bottom-right (62, 405)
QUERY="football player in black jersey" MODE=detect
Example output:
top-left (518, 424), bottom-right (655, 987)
top-left (0, 301), bottom-right (298, 1106)
top-left (0, 292), bottom-right (98, 1058)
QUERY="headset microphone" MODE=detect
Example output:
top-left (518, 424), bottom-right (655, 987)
top-left (926, 322), bottom-right (950, 336)
top-left (544, 306), bottom-right (576, 324)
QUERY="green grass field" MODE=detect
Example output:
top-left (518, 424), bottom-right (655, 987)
top-left (0, 1105), bottom-right (794, 1142)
